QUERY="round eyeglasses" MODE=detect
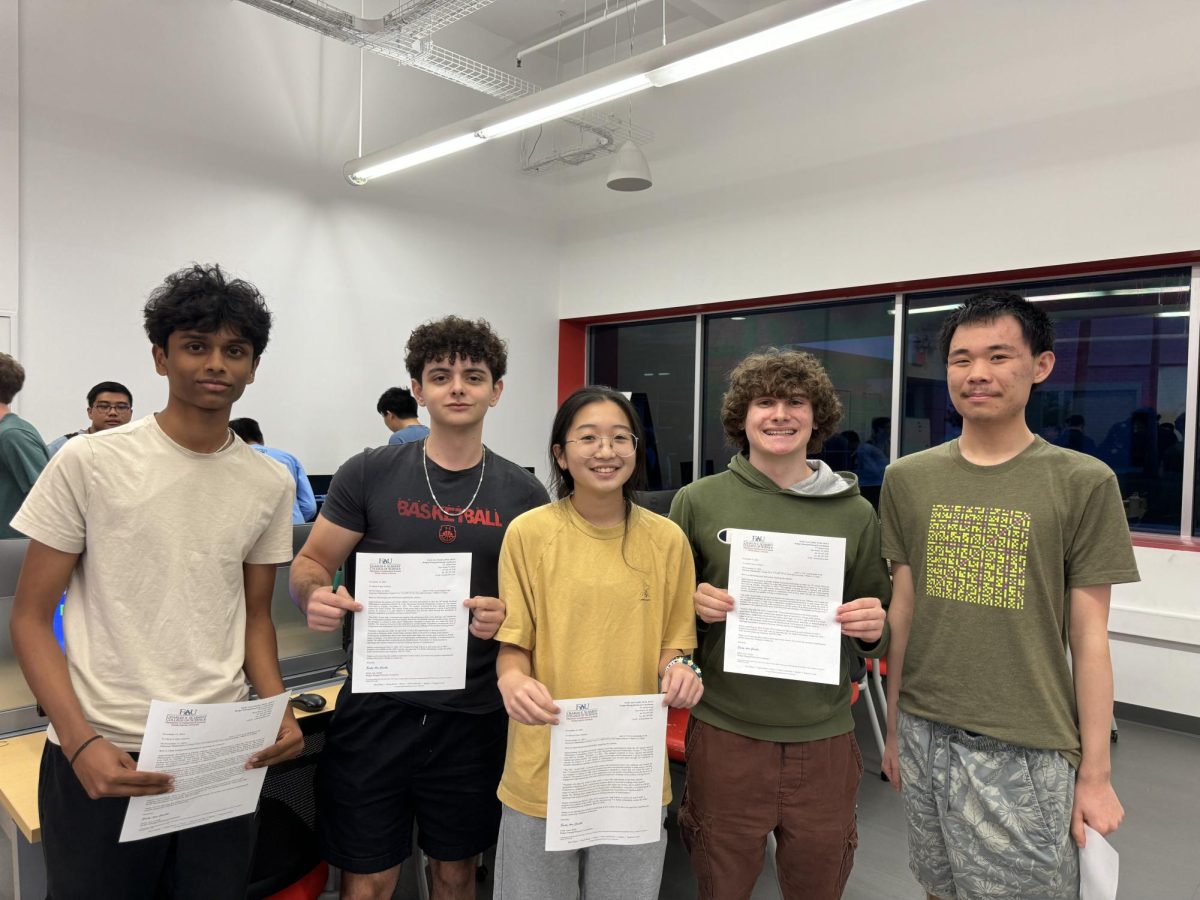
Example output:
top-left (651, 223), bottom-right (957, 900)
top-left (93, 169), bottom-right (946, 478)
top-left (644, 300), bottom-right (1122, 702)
top-left (563, 433), bottom-right (639, 458)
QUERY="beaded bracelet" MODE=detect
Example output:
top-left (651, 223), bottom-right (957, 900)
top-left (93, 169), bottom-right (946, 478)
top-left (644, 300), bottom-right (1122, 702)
top-left (662, 655), bottom-right (702, 680)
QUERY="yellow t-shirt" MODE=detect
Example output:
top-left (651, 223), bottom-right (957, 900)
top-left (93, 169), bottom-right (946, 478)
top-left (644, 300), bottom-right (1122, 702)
top-left (496, 499), bottom-right (697, 817)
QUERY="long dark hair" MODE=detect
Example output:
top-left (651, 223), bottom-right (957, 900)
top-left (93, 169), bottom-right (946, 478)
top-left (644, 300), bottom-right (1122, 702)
top-left (549, 386), bottom-right (647, 516)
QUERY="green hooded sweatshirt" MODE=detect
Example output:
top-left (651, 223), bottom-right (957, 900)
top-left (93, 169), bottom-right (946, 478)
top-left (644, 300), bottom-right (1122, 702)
top-left (669, 453), bottom-right (891, 743)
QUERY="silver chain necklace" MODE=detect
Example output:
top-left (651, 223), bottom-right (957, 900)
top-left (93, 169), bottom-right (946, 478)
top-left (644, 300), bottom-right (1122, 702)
top-left (422, 440), bottom-right (487, 517)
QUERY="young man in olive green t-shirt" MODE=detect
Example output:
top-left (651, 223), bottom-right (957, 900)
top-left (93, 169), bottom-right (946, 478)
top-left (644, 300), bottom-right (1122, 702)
top-left (880, 291), bottom-right (1139, 900)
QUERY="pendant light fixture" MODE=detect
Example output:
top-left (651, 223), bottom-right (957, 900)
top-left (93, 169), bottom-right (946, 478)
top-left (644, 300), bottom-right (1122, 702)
top-left (607, 1), bottom-right (651, 191)
top-left (607, 140), bottom-right (652, 190)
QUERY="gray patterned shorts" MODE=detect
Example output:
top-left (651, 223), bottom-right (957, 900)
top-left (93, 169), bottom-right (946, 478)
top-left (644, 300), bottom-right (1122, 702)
top-left (897, 711), bottom-right (1079, 900)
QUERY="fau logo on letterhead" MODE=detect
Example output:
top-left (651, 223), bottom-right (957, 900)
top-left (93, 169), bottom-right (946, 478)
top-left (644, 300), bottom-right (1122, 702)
top-left (565, 702), bottom-right (599, 723)
top-left (166, 707), bottom-right (207, 726)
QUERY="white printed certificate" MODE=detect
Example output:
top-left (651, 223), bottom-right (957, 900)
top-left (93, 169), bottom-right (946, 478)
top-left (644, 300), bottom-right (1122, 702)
top-left (546, 694), bottom-right (667, 851)
top-left (351, 552), bottom-right (471, 693)
top-left (119, 694), bottom-right (289, 842)
top-left (725, 528), bottom-right (845, 684)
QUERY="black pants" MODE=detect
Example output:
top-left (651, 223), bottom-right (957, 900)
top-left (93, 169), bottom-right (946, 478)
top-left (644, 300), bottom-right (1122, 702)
top-left (40, 741), bottom-right (257, 900)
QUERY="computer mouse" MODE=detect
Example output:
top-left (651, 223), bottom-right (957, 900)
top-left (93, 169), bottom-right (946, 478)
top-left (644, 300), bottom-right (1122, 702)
top-left (290, 692), bottom-right (327, 713)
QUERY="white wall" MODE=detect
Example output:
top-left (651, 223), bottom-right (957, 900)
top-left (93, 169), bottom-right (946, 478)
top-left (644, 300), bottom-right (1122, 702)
top-left (557, 0), bottom-right (1200, 317)
top-left (1111, 547), bottom-right (1200, 718)
top-left (15, 0), bottom-right (561, 476)
top-left (0, 0), bottom-right (16, 320)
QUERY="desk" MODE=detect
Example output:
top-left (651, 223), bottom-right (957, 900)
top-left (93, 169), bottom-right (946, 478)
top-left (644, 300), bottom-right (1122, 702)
top-left (0, 681), bottom-right (343, 898)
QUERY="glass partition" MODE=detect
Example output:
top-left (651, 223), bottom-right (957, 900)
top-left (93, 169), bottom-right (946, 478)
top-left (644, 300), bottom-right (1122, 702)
top-left (590, 318), bottom-right (697, 490)
top-left (702, 298), bottom-right (895, 505)
top-left (902, 270), bottom-right (1192, 533)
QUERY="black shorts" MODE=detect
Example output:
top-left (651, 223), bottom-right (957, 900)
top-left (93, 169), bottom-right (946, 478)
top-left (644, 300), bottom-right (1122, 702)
top-left (315, 687), bottom-right (508, 873)
top-left (39, 740), bottom-right (257, 900)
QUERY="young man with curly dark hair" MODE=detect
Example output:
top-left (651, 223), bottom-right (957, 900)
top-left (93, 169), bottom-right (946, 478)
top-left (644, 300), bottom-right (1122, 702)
top-left (291, 315), bottom-right (548, 900)
top-left (668, 348), bottom-right (891, 900)
top-left (10, 263), bottom-right (304, 899)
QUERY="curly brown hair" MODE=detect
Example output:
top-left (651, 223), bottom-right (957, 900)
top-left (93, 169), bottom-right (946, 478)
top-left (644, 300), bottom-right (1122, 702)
top-left (720, 349), bottom-right (843, 453)
top-left (0, 354), bottom-right (26, 405)
top-left (405, 316), bottom-right (508, 382)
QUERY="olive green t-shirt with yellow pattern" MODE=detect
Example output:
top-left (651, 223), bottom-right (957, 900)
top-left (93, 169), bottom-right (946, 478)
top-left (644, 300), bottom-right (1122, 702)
top-left (880, 438), bottom-right (1139, 768)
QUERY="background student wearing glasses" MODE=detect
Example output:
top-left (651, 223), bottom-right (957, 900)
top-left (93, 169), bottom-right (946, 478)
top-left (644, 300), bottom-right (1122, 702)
top-left (47, 381), bottom-right (134, 456)
top-left (493, 385), bottom-right (701, 900)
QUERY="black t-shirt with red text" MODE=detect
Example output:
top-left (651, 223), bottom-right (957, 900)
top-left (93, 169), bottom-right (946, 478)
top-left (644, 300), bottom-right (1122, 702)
top-left (321, 439), bottom-right (549, 713)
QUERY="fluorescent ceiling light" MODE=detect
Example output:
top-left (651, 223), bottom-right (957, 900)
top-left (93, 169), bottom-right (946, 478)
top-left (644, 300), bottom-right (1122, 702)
top-left (345, 0), bottom-right (928, 184)
top-left (349, 133), bottom-right (485, 184)
top-left (903, 285), bottom-right (1190, 314)
top-left (477, 76), bottom-right (652, 140)
top-left (1032, 285), bottom-right (1189, 301)
top-left (648, 0), bottom-right (926, 87)
top-left (906, 303), bottom-right (960, 316)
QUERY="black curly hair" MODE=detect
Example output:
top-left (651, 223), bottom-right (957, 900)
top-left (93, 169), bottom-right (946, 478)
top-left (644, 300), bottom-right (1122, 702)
top-left (143, 264), bottom-right (272, 358)
top-left (404, 316), bottom-right (507, 383)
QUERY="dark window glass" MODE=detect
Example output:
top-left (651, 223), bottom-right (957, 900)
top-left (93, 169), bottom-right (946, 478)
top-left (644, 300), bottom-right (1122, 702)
top-left (1189, 368), bottom-right (1200, 539)
top-left (702, 298), bottom-right (895, 506)
top-left (902, 270), bottom-right (1191, 534)
top-left (589, 318), bottom-right (696, 490)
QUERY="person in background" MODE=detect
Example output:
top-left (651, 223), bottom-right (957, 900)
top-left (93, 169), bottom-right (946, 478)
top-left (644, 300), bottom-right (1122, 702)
top-left (47, 381), bottom-right (134, 456)
top-left (881, 291), bottom-right (1139, 900)
top-left (0, 353), bottom-right (49, 539)
top-left (1055, 413), bottom-right (1097, 455)
top-left (230, 417), bottom-right (317, 523)
top-left (9, 263), bottom-right (303, 899)
top-left (378, 385), bottom-right (429, 445)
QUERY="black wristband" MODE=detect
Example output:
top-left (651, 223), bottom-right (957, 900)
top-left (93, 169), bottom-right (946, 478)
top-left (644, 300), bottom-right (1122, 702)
top-left (68, 735), bottom-right (102, 768)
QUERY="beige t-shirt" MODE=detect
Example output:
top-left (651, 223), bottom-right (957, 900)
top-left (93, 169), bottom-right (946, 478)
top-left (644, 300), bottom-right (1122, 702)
top-left (12, 415), bottom-right (294, 750)
top-left (496, 500), bottom-right (697, 818)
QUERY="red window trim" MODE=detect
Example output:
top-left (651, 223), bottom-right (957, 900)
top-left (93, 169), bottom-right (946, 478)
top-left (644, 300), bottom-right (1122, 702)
top-left (1131, 534), bottom-right (1200, 552)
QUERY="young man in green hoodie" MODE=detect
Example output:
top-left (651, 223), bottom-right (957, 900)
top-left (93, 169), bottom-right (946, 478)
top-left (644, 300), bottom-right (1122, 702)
top-left (668, 348), bottom-right (890, 900)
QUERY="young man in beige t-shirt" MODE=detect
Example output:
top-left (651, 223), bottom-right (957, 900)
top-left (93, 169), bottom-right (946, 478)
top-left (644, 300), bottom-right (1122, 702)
top-left (10, 264), bottom-right (303, 899)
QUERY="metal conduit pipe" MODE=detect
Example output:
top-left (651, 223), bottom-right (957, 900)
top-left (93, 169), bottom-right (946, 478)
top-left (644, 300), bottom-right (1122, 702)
top-left (517, 0), bottom-right (659, 65)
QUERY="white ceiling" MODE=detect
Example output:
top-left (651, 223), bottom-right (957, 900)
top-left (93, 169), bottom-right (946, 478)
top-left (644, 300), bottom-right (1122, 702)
top-left (324, 0), bottom-right (1200, 223)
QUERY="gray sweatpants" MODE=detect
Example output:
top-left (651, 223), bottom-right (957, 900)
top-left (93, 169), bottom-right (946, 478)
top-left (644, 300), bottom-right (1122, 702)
top-left (493, 803), bottom-right (668, 900)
